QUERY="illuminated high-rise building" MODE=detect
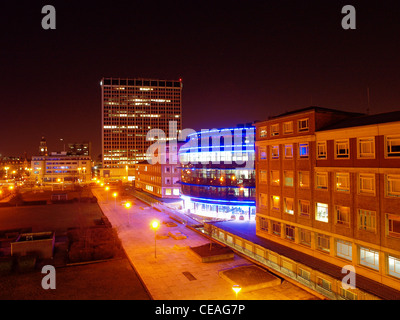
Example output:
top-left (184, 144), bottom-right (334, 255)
top-left (100, 78), bottom-right (183, 179)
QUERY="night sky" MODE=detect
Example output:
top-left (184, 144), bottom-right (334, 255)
top-left (1, 0), bottom-right (400, 159)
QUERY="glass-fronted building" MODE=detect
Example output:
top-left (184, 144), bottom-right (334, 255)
top-left (179, 126), bottom-right (255, 221)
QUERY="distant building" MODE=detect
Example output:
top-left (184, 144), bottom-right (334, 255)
top-left (39, 136), bottom-right (48, 156)
top-left (179, 126), bottom-right (256, 221)
top-left (67, 142), bottom-right (91, 156)
top-left (100, 77), bottom-right (183, 179)
top-left (255, 106), bottom-right (400, 297)
top-left (135, 144), bottom-right (181, 199)
top-left (31, 152), bottom-right (91, 184)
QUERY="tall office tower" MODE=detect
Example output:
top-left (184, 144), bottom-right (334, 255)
top-left (100, 78), bottom-right (183, 178)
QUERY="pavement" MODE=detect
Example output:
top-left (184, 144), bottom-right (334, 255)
top-left (92, 187), bottom-right (318, 300)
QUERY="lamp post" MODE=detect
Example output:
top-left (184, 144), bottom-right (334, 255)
top-left (112, 192), bottom-right (118, 208)
top-left (151, 220), bottom-right (160, 259)
top-left (125, 201), bottom-right (132, 225)
top-left (232, 285), bottom-right (241, 300)
top-left (105, 186), bottom-right (110, 201)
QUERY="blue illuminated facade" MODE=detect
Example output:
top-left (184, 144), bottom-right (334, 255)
top-left (179, 126), bottom-right (256, 221)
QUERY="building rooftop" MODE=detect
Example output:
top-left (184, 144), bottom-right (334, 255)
top-left (267, 106), bottom-right (365, 120)
top-left (318, 110), bottom-right (400, 131)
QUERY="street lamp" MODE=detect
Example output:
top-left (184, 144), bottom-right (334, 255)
top-left (151, 220), bottom-right (160, 259)
top-left (112, 192), bottom-right (118, 208)
top-left (125, 201), bottom-right (132, 225)
top-left (105, 186), bottom-right (110, 201)
top-left (232, 285), bottom-right (242, 300)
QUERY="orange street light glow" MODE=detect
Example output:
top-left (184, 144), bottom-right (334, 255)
top-left (151, 220), bottom-right (159, 230)
top-left (125, 202), bottom-right (132, 209)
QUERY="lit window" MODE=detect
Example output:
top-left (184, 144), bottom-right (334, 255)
top-left (298, 171), bottom-right (310, 188)
top-left (359, 246), bottom-right (379, 270)
top-left (271, 196), bottom-right (280, 211)
top-left (259, 170), bottom-right (268, 184)
top-left (336, 239), bottom-right (353, 261)
top-left (335, 172), bottom-right (350, 192)
top-left (386, 135), bottom-right (400, 158)
top-left (317, 141), bottom-right (327, 159)
top-left (358, 137), bottom-right (375, 159)
top-left (270, 124), bottom-right (279, 136)
top-left (388, 255), bottom-right (400, 279)
top-left (386, 174), bottom-right (400, 197)
top-left (283, 121), bottom-right (293, 134)
top-left (284, 198), bottom-right (294, 215)
top-left (173, 188), bottom-right (180, 196)
top-left (316, 203), bottom-right (329, 222)
top-left (259, 193), bottom-right (268, 207)
top-left (271, 145), bottom-right (279, 159)
top-left (316, 172), bottom-right (328, 190)
top-left (284, 171), bottom-right (294, 187)
top-left (165, 188), bottom-right (171, 195)
top-left (387, 213), bottom-right (400, 238)
top-left (284, 144), bottom-right (293, 159)
top-left (259, 147), bottom-right (267, 160)
top-left (358, 173), bottom-right (375, 195)
top-left (259, 126), bottom-right (267, 138)
top-left (268, 171), bottom-right (279, 186)
top-left (335, 139), bottom-right (350, 159)
top-left (336, 205), bottom-right (350, 227)
top-left (298, 118), bottom-right (309, 132)
top-left (358, 209), bottom-right (376, 232)
top-left (299, 143), bottom-right (309, 158)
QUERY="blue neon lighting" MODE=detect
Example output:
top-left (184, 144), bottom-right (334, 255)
top-left (181, 194), bottom-right (255, 205)
top-left (187, 127), bottom-right (255, 138)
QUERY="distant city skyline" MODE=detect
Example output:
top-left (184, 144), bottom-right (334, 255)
top-left (2, 1), bottom-right (400, 158)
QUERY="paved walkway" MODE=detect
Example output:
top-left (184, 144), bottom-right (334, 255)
top-left (92, 188), bottom-right (317, 300)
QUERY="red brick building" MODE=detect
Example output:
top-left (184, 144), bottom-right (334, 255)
top-left (255, 107), bottom-right (400, 296)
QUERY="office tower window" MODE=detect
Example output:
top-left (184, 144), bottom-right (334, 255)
top-left (358, 173), bottom-right (375, 195)
top-left (316, 172), bottom-right (328, 190)
top-left (316, 203), bottom-right (329, 222)
top-left (299, 228), bottom-right (311, 247)
top-left (386, 135), bottom-right (400, 158)
top-left (335, 139), bottom-right (350, 159)
top-left (298, 171), bottom-right (310, 188)
top-left (336, 239), bottom-right (353, 261)
top-left (284, 144), bottom-right (293, 158)
top-left (283, 121), bottom-right (293, 134)
top-left (336, 205), bottom-right (350, 227)
top-left (387, 213), bottom-right (400, 238)
top-left (358, 209), bottom-right (376, 232)
top-left (284, 171), bottom-right (294, 187)
top-left (386, 174), bottom-right (400, 197)
top-left (299, 143), bottom-right (309, 159)
top-left (270, 124), bottom-right (279, 136)
top-left (335, 172), bottom-right (350, 192)
top-left (388, 255), bottom-right (400, 279)
top-left (299, 200), bottom-right (310, 218)
top-left (316, 233), bottom-right (330, 253)
top-left (358, 137), bottom-right (375, 159)
top-left (317, 141), bottom-right (327, 159)
top-left (271, 145), bottom-right (279, 159)
top-left (284, 197), bottom-right (294, 215)
top-left (298, 118), bottom-right (309, 132)
top-left (359, 246), bottom-right (379, 270)
top-left (271, 170), bottom-right (280, 186)
top-left (259, 126), bottom-right (267, 138)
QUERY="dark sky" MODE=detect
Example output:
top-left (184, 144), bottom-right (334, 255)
top-left (1, 0), bottom-right (400, 158)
